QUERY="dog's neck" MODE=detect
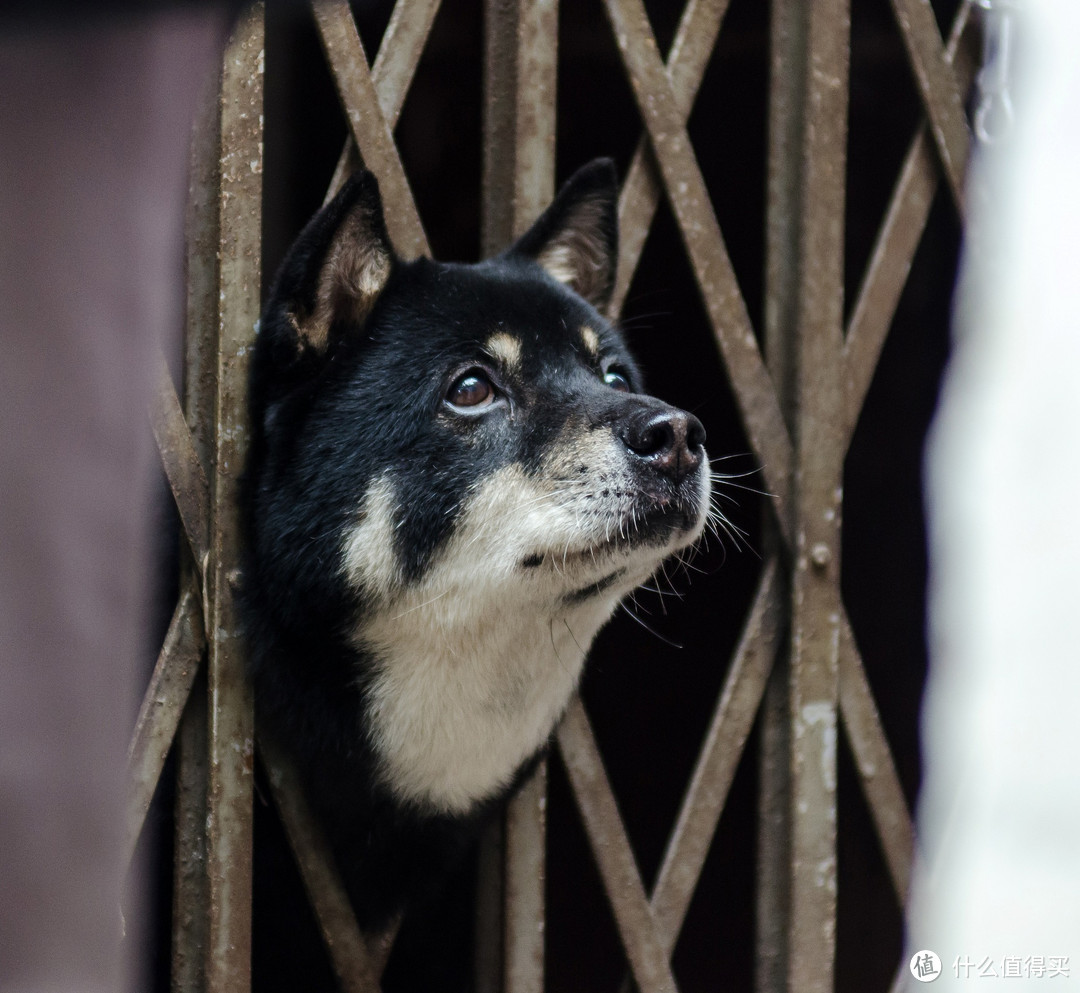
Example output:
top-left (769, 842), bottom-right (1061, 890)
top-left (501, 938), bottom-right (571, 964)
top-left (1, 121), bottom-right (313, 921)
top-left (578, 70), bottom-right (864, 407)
top-left (356, 578), bottom-right (619, 815)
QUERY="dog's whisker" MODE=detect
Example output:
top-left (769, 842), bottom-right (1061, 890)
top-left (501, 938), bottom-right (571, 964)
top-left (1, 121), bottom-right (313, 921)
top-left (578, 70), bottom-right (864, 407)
top-left (709, 477), bottom-right (775, 500)
top-left (711, 508), bottom-right (750, 545)
top-left (618, 601), bottom-right (683, 649)
top-left (389, 589), bottom-right (453, 620)
top-left (548, 619), bottom-right (574, 678)
top-left (657, 560), bottom-right (673, 615)
top-left (707, 452), bottom-right (756, 467)
top-left (709, 489), bottom-right (744, 507)
top-left (561, 619), bottom-right (586, 661)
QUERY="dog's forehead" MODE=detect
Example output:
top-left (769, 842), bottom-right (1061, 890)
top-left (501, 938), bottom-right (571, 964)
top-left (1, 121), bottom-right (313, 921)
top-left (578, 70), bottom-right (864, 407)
top-left (391, 256), bottom-right (626, 367)
top-left (479, 322), bottom-right (610, 374)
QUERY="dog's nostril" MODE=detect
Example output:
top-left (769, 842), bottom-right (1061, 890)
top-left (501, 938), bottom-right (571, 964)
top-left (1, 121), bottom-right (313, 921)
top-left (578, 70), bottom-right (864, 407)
top-left (620, 409), bottom-right (705, 483)
top-left (628, 416), bottom-right (675, 457)
top-left (687, 414), bottom-right (706, 451)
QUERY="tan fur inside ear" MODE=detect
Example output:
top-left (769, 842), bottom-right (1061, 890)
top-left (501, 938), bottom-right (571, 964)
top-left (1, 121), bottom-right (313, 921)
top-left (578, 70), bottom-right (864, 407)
top-left (534, 198), bottom-right (611, 305)
top-left (295, 203), bottom-right (392, 353)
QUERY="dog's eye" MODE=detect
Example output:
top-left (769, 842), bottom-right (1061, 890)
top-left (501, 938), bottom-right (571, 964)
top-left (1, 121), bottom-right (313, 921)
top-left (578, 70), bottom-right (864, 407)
top-left (603, 369), bottom-right (632, 392)
top-left (446, 369), bottom-right (496, 409)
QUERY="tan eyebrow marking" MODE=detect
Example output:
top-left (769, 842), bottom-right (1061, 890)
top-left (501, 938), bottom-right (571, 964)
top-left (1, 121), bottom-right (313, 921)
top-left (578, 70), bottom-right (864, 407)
top-left (484, 332), bottom-right (522, 371)
top-left (580, 326), bottom-right (600, 357)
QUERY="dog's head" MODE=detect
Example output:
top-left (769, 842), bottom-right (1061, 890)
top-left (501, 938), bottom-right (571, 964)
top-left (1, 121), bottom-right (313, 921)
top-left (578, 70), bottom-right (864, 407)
top-left (247, 160), bottom-right (713, 810)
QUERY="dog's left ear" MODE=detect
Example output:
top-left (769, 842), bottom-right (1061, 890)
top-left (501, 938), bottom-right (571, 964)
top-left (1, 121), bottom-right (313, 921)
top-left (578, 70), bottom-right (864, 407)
top-left (262, 171), bottom-right (394, 371)
top-left (294, 171), bottom-right (394, 355)
top-left (508, 158), bottom-right (619, 311)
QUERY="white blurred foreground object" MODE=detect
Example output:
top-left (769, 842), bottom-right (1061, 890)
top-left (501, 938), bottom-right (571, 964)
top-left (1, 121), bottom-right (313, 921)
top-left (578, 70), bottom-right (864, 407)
top-left (907, 0), bottom-right (1080, 987)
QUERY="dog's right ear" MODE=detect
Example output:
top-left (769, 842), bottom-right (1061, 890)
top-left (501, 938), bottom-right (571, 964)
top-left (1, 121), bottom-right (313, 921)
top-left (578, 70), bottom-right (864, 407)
top-left (507, 158), bottom-right (619, 312)
top-left (262, 171), bottom-right (393, 365)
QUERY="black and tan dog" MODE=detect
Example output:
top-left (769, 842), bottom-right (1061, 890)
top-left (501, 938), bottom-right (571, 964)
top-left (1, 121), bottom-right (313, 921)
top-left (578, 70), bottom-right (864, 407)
top-left (242, 159), bottom-right (711, 931)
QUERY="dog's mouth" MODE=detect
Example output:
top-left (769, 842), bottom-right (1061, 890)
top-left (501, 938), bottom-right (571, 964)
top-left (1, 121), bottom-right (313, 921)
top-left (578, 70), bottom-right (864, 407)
top-left (519, 489), bottom-right (704, 575)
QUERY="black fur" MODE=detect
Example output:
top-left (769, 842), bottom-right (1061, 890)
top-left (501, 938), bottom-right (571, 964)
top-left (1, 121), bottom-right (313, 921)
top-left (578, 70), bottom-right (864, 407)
top-left (241, 159), bottom-right (707, 931)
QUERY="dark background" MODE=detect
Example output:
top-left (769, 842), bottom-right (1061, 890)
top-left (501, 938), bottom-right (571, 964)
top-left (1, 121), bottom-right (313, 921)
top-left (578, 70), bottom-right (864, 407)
top-left (149, 0), bottom-right (965, 989)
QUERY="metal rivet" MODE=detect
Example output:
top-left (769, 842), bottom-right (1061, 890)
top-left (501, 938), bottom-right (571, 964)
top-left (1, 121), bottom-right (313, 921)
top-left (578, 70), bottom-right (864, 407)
top-left (810, 543), bottom-right (831, 569)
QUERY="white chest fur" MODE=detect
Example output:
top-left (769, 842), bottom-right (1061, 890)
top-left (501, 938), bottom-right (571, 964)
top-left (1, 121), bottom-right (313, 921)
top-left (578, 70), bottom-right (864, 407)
top-left (359, 583), bottom-right (617, 815)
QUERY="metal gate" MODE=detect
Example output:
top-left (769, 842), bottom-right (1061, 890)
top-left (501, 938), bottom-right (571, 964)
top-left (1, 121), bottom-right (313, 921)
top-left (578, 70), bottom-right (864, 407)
top-left (128, 0), bottom-right (976, 990)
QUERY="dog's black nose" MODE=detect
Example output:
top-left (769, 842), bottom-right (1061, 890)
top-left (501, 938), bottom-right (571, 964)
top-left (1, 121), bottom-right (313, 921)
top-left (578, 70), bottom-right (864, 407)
top-left (618, 407), bottom-right (706, 483)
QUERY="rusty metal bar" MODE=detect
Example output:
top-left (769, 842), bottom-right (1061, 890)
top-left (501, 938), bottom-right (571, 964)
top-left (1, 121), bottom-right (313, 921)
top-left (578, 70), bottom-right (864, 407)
top-left (481, 0), bottom-right (516, 255)
top-left (756, 657), bottom-right (791, 993)
top-left (259, 735), bottom-right (389, 993)
top-left (787, 0), bottom-right (849, 990)
top-left (174, 668), bottom-right (211, 993)
top-left (507, 0), bottom-right (558, 241)
top-left (758, 0), bottom-right (803, 983)
top-left (764, 0), bottom-right (805, 439)
top-left (556, 699), bottom-right (679, 993)
top-left (364, 925), bottom-right (400, 983)
top-left (184, 84), bottom-right (224, 467)
top-left (372, 0), bottom-right (443, 121)
top-left (843, 4), bottom-right (976, 433)
top-left (204, 8), bottom-right (263, 991)
top-left (481, 0), bottom-right (517, 255)
top-left (474, 818), bottom-right (505, 993)
top-left (135, 359), bottom-right (209, 881)
top-left (323, 0), bottom-right (442, 205)
top-left (313, 0), bottom-right (429, 258)
top-left (600, 0), bottom-right (794, 546)
top-left (503, 765), bottom-right (548, 993)
top-left (172, 49), bottom-right (222, 993)
top-left (837, 615), bottom-right (914, 902)
top-left (481, 3), bottom-right (558, 991)
top-left (887, 0), bottom-right (970, 215)
top-left (610, 0), bottom-right (731, 317)
top-left (482, 0), bottom-right (558, 251)
top-left (150, 358), bottom-right (211, 580)
top-left (125, 583), bottom-right (204, 866)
